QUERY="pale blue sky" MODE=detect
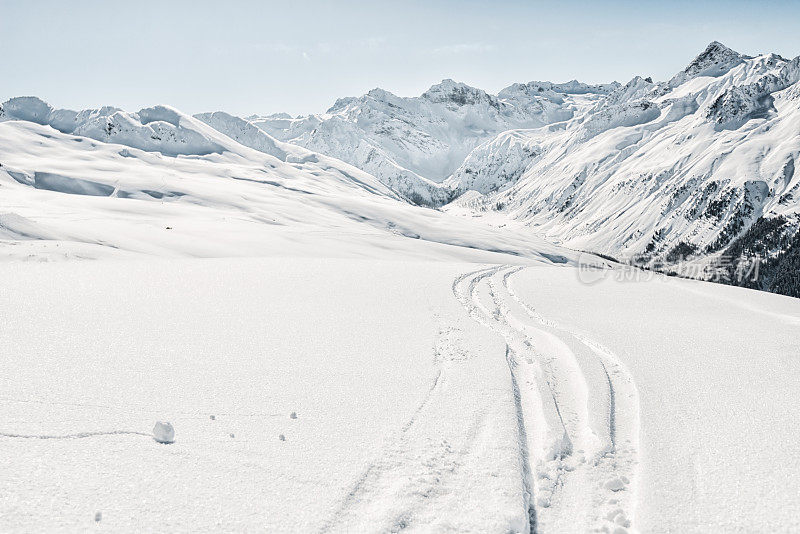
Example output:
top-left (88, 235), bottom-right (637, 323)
top-left (2, 0), bottom-right (800, 116)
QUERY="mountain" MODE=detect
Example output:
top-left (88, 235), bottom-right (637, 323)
top-left (7, 42), bottom-right (798, 296)
top-left (439, 42), bottom-right (800, 295)
top-left (236, 79), bottom-right (617, 206)
top-left (0, 96), bottom-right (574, 264)
top-left (218, 41), bottom-right (800, 296)
top-left (4, 43), bottom-right (800, 534)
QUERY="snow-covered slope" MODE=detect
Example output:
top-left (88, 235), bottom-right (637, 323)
top-left (0, 96), bottom-right (575, 264)
top-left (3, 258), bottom-right (799, 533)
top-left (441, 42), bottom-right (800, 275)
top-left (242, 79), bottom-right (616, 205)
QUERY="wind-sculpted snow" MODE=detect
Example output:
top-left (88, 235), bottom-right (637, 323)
top-left (194, 111), bottom-right (288, 160)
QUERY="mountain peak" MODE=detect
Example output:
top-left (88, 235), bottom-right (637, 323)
top-left (421, 79), bottom-right (489, 105)
top-left (684, 40), bottom-right (747, 77)
top-left (661, 41), bottom-right (748, 91)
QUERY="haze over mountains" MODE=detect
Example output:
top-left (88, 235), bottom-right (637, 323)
top-left (1, 41), bottom-right (799, 295)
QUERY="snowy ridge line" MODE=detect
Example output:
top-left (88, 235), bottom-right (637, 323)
top-left (502, 267), bottom-right (641, 532)
top-left (0, 430), bottom-right (150, 440)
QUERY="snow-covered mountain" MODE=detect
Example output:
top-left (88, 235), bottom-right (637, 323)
top-left (188, 41), bottom-right (796, 296)
top-left (0, 96), bottom-right (574, 264)
top-left (237, 79), bottom-right (617, 205)
top-left (443, 42), bottom-right (800, 284)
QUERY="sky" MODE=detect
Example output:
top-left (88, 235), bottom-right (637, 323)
top-left (2, 0), bottom-right (800, 116)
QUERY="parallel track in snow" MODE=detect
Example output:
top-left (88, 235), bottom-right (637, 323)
top-left (455, 265), bottom-right (641, 533)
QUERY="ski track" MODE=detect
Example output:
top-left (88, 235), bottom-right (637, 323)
top-left (317, 323), bottom-right (470, 533)
top-left (453, 265), bottom-right (641, 534)
top-left (0, 430), bottom-right (151, 440)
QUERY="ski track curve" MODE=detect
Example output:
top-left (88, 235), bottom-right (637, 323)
top-left (319, 264), bottom-right (641, 533)
top-left (453, 264), bottom-right (641, 534)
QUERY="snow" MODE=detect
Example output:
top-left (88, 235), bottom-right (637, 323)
top-left (0, 258), bottom-right (530, 532)
top-left (2, 257), bottom-right (797, 532)
top-left (244, 79), bottom-right (610, 205)
top-left (507, 265), bottom-right (800, 533)
top-left (437, 43), bottom-right (800, 264)
top-left (0, 108), bottom-right (574, 264)
top-left (2, 39), bottom-right (800, 533)
top-left (152, 422), bottom-right (175, 444)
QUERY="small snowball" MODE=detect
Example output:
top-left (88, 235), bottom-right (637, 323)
top-left (279, 434), bottom-right (286, 441)
top-left (153, 421), bottom-right (175, 444)
top-left (290, 412), bottom-right (297, 419)
top-left (94, 512), bottom-right (102, 522)
top-left (604, 477), bottom-right (626, 492)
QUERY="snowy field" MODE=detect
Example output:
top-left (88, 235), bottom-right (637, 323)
top-left (2, 257), bottom-right (799, 533)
